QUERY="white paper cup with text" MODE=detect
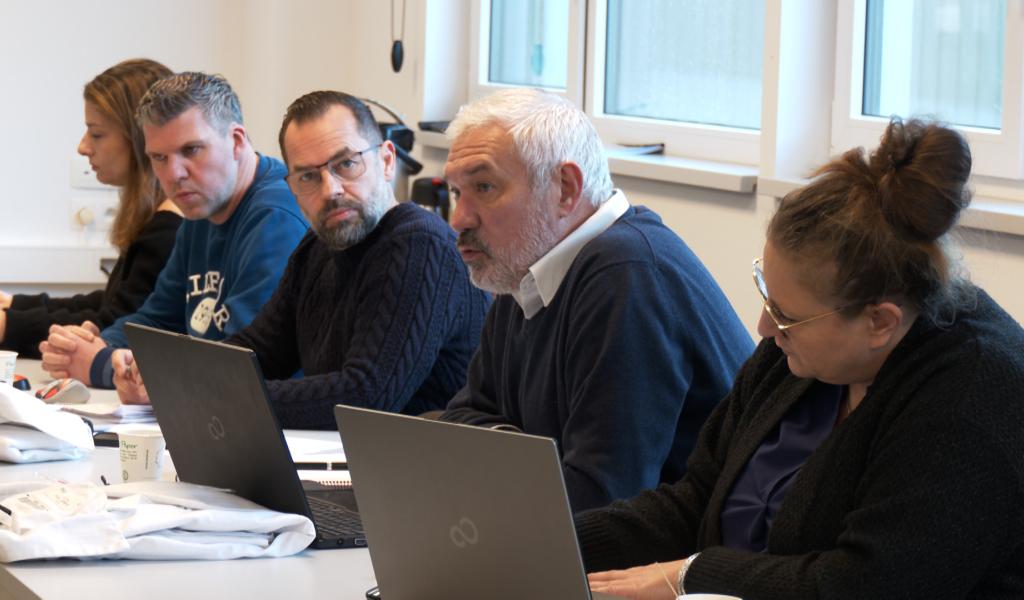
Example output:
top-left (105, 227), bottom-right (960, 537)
top-left (119, 429), bottom-right (166, 482)
top-left (0, 351), bottom-right (17, 385)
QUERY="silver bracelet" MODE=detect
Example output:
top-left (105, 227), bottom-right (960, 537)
top-left (677, 552), bottom-right (699, 595)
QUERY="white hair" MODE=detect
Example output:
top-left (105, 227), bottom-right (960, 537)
top-left (446, 88), bottom-right (614, 207)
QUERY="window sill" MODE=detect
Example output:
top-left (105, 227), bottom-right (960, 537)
top-left (758, 176), bottom-right (1024, 238)
top-left (605, 151), bottom-right (757, 193)
top-left (960, 199), bottom-right (1024, 237)
top-left (418, 130), bottom-right (758, 194)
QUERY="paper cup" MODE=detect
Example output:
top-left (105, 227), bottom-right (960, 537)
top-left (0, 350), bottom-right (16, 385)
top-left (119, 429), bottom-right (166, 482)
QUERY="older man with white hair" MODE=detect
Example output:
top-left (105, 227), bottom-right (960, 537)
top-left (440, 88), bottom-right (753, 512)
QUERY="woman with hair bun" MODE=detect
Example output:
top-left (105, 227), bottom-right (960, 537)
top-left (579, 118), bottom-right (1024, 599)
top-left (0, 59), bottom-right (182, 357)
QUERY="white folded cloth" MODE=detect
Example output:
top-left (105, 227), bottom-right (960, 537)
top-left (0, 383), bottom-right (94, 463)
top-left (0, 480), bottom-right (316, 562)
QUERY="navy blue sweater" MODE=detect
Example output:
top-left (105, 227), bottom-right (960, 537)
top-left (442, 206), bottom-right (753, 512)
top-left (229, 203), bottom-right (491, 429)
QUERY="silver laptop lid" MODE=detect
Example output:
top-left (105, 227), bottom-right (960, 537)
top-left (125, 323), bottom-right (312, 517)
top-left (335, 405), bottom-right (605, 600)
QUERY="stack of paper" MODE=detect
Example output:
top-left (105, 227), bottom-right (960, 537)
top-left (57, 403), bottom-right (156, 431)
top-left (0, 384), bottom-right (94, 463)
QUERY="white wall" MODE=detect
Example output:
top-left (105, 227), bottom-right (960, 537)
top-left (0, 0), bottom-right (359, 291)
top-left (1, 0), bottom-right (244, 249)
top-left (2, 0), bottom-right (1023, 336)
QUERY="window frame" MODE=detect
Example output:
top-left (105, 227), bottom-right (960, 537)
top-left (830, 0), bottom-right (1024, 179)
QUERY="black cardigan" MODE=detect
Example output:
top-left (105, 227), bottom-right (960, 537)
top-left (575, 288), bottom-right (1024, 599)
top-left (2, 211), bottom-right (181, 358)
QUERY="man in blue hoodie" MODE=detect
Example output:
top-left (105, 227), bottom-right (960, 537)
top-left (39, 72), bottom-right (309, 386)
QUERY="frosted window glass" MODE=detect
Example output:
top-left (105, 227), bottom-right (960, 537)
top-left (489, 0), bottom-right (569, 89)
top-left (604, 0), bottom-right (764, 130)
top-left (863, 0), bottom-right (1005, 130)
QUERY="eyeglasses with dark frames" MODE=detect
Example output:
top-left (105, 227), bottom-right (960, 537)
top-left (285, 144), bottom-right (382, 196)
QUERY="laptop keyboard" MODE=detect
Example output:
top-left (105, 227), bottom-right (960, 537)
top-left (308, 495), bottom-right (364, 538)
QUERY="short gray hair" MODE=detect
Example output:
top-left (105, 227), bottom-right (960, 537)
top-left (136, 72), bottom-right (243, 133)
top-left (446, 88), bottom-right (613, 207)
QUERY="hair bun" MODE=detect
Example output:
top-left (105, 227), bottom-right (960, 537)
top-left (869, 118), bottom-right (972, 242)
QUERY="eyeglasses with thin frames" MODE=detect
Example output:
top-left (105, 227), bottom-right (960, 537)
top-left (752, 257), bottom-right (848, 335)
top-left (285, 144), bottom-right (382, 196)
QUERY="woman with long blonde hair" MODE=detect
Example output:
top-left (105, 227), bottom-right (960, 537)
top-left (0, 59), bottom-right (181, 357)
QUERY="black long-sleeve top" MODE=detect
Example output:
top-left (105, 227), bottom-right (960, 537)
top-left (2, 211), bottom-right (182, 358)
top-left (575, 288), bottom-right (1024, 600)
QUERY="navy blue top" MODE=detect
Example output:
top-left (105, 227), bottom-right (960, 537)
top-left (443, 205), bottom-right (753, 512)
top-left (228, 202), bottom-right (491, 428)
top-left (720, 381), bottom-right (844, 552)
top-left (89, 155), bottom-right (309, 387)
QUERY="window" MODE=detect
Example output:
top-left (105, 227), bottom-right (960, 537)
top-left (833, 0), bottom-right (1024, 179)
top-left (603, 0), bottom-right (763, 131)
top-left (470, 0), bottom-right (764, 166)
top-left (862, 0), bottom-right (1004, 131)
top-left (469, 0), bottom-right (585, 104)
top-left (488, 0), bottom-right (569, 89)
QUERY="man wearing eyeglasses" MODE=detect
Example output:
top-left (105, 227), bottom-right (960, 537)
top-left (440, 88), bottom-right (754, 512)
top-left (114, 91), bottom-right (490, 428)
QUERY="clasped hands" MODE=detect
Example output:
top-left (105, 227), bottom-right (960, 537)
top-left (39, 321), bottom-right (105, 382)
top-left (39, 321), bottom-right (150, 405)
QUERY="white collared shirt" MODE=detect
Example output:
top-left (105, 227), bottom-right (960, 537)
top-left (512, 190), bottom-right (630, 319)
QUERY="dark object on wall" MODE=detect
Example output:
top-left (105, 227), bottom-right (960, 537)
top-left (391, 41), bottom-right (404, 73)
top-left (390, 0), bottom-right (406, 73)
top-left (362, 97), bottom-right (423, 175)
top-left (411, 177), bottom-right (449, 222)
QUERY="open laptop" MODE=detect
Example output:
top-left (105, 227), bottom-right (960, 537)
top-left (125, 323), bottom-right (365, 549)
top-left (334, 405), bottom-right (623, 600)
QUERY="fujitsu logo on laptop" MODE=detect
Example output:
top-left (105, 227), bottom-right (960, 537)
top-left (449, 517), bottom-right (479, 548)
top-left (208, 415), bottom-right (226, 440)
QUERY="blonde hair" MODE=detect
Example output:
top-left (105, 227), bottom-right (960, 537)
top-left (84, 59), bottom-right (173, 252)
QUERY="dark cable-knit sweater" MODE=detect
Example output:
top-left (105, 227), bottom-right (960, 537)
top-left (442, 206), bottom-right (753, 512)
top-left (575, 288), bottom-right (1024, 600)
top-left (2, 211), bottom-right (182, 358)
top-left (228, 203), bottom-right (490, 429)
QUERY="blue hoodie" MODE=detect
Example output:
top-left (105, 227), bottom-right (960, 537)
top-left (90, 154), bottom-right (308, 386)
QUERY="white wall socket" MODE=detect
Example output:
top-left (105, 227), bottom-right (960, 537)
top-left (71, 196), bottom-right (117, 232)
top-left (70, 154), bottom-right (117, 190)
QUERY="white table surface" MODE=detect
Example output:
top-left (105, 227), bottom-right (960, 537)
top-left (0, 360), bottom-right (378, 599)
top-left (14, 358), bottom-right (119, 404)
